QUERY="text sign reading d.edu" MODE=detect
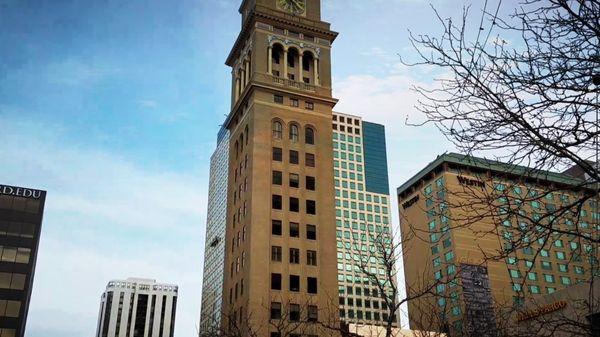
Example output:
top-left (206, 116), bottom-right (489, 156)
top-left (0, 185), bottom-right (43, 199)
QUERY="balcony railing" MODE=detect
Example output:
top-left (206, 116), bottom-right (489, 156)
top-left (269, 75), bottom-right (317, 92)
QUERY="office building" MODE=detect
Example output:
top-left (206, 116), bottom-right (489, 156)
top-left (217, 0), bottom-right (340, 335)
top-left (0, 184), bottom-right (46, 337)
top-left (332, 112), bottom-right (399, 327)
top-left (397, 153), bottom-right (598, 334)
top-left (200, 127), bottom-right (230, 332)
top-left (96, 278), bottom-right (178, 337)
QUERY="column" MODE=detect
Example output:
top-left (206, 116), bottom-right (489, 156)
top-left (283, 49), bottom-right (288, 79)
top-left (313, 58), bottom-right (319, 86)
top-left (268, 46), bottom-right (273, 75)
top-left (298, 54), bottom-right (303, 83)
top-left (235, 77), bottom-right (240, 100)
top-left (244, 60), bottom-right (250, 85)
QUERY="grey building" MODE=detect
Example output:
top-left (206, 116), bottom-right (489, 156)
top-left (199, 128), bottom-right (229, 332)
top-left (0, 184), bottom-right (46, 337)
top-left (95, 278), bottom-right (178, 337)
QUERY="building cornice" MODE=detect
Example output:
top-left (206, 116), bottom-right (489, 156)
top-left (397, 153), bottom-right (587, 198)
top-left (226, 6), bottom-right (338, 66)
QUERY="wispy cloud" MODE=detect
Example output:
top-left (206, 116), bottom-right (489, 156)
top-left (138, 99), bottom-right (159, 108)
top-left (0, 115), bottom-right (206, 337)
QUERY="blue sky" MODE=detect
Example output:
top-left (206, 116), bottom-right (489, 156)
top-left (0, 0), bottom-right (505, 336)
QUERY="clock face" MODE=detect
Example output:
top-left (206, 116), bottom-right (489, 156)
top-left (278, 0), bottom-right (306, 15)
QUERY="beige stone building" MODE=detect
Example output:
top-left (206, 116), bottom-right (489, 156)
top-left (219, 0), bottom-right (340, 335)
top-left (397, 153), bottom-right (599, 335)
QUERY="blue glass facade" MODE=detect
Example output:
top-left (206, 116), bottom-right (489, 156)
top-left (362, 122), bottom-right (390, 195)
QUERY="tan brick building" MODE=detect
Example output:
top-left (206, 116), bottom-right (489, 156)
top-left (397, 153), bottom-right (598, 335)
top-left (219, 1), bottom-right (340, 335)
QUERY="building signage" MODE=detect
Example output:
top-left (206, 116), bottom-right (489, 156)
top-left (0, 185), bottom-right (42, 199)
top-left (402, 195), bottom-right (419, 210)
top-left (457, 176), bottom-right (486, 189)
top-left (517, 301), bottom-right (567, 322)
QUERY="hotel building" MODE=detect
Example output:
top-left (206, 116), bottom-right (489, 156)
top-left (331, 112), bottom-right (399, 327)
top-left (0, 184), bottom-right (46, 337)
top-left (95, 278), bottom-right (178, 337)
top-left (397, 153), bottom-right (598, 334)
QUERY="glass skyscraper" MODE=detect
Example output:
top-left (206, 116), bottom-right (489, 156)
top-left (199, 128), bottom-right (229, 332)
top-left (331, 112), bottom-right (398, 327)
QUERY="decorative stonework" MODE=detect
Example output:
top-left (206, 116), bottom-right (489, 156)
top-left (267, 35), bottom-right (321, 58)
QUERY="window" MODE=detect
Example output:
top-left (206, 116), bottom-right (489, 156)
top-left (290, 98), bottom-right (299, 107)
top-left (290, 150), bottom-right (299, 164)
top-left (307, 225), bottom-right (317, 240)
top-left (290, 197), bottom-right (300, 212)
top-left (0, 273), bottom-right (25, 290)
top-left (306, 200), bottom-right (316, 215)
top-left (305, 127), bottom-right (315, 144)
top-left (274, 95), bottom-right (283, 104)
top-left (305, 101), bottom-right (314, 110)
top-left (271, 246), bottom-right (282, 261)
top-left (271, 302), bottom-right (282, 319)
top-left (290, 275), bottom-right (300, 292)
top-left (306, 153), bottom-right (315, 167)
top-left (271, 273), bottom-right (282, 290)
top-left (289, 222), bottom-right (300, 237)
top-left (272, 220), bottom-right (282, 236)
top-left (307, 250), bottom-right (317, 265)
top-left (290, 124), bottom-right (299, 142)
top-left (272, 195), bottom-right (282, 210)
top-left (306, 176), bottom-right (316, 191)
top-left (308, 305), bottom-right (318, 322)
top-left (289, 304), bottom-right (300, 321)
top-left (0, 300), bottom-right (20, 318)
top-left (289, 174), bottom-right (300, 188)
top-left (272, 121), bottom-right (283, 139)
top-left (308, 277), bottom-right (318, 294)
top-left (290, 248), bottom-right (300, 264)
top-left (272, 171), bottom-right (282, 185)
top-left (273, 147), bottom-right (282, 161)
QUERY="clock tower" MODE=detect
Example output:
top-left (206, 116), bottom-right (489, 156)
top-left (220, 0), bottom-right (339, 335)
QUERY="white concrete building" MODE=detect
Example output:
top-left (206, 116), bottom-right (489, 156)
top-left (95, 278), bottom-right (178, 337)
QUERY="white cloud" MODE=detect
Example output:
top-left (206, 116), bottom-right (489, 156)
top-left (138, 99), bottom-right (159, 108)
top-left (0, 115), bottom-right (207, 337)
top-left (334, 64), bottom-right (456, 328)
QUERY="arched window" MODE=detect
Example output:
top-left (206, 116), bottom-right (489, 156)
top-left (235, 141), bottom-right (239, 159)
top-left (290, 124), bottom-right (299, 143)
top-left (240, 134), bottom-right (244, 151)
top-left (288, 48), bottom-right (299, 68)
top-left (272, 44), bottom-right (284, 65)
top-left (303, 51), bottom-right (313, 72)
top-left (272, 121), bottom-right (283, 139)
top-left (245, 125), bottom-right (249, 145)
top-left (305, 127), bottom-right (315, 145)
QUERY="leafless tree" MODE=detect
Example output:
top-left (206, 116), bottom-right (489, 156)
top-left (403, 0), bottom-right (600, 335)
top-left (198, 301), bottom-right (260, 337)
